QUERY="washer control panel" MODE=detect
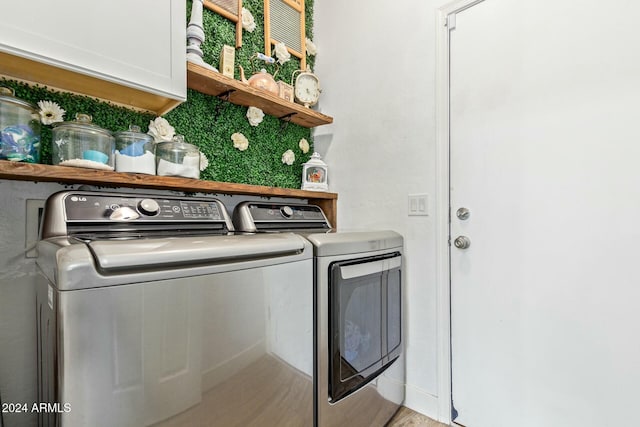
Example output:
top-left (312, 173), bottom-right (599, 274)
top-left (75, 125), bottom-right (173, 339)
top-left (41, 191), bottom-right (235, 239)
top-left (63, 193), bottom-right (224, 222)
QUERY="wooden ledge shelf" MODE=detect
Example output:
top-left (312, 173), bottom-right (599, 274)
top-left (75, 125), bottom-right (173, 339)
top-left (0, 161), bottom-right (338, 226)
top-left (187, 62), bottom-right (333, 128)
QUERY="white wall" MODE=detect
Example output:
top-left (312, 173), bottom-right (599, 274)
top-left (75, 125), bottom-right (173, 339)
top-left (313, 0), bottom-right (448, 420)
top-left (0, 180), bottom-right (67, 427)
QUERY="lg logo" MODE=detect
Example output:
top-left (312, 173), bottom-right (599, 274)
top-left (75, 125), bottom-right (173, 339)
top-left (70, 196), bottom-right (87, 202)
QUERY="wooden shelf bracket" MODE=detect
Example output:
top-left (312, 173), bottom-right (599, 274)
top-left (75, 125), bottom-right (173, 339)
top-left (213, 89), bottom-right (236, 120)
top-left (279, 112), bottom-right (296, 131)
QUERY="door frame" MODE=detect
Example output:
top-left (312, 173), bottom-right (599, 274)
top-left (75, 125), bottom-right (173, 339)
top-left (434, 0), bottom-right (485, 423)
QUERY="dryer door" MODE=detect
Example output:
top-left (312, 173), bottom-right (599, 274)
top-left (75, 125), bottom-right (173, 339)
top-left (328, 252), bottom-right (402, 402)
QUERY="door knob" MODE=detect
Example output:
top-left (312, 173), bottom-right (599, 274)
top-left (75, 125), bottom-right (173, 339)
top-left (456, 207), bottom-right (470, 220)
top-left (454, 236), bottom-right (471, 249)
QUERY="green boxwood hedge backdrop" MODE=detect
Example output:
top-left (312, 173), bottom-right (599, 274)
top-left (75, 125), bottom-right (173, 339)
top-left (1, 0), bottom-right (315, 189)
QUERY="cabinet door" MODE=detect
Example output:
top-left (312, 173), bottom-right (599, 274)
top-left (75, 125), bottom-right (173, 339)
top-left (0, 0), bottom-right (186, 100)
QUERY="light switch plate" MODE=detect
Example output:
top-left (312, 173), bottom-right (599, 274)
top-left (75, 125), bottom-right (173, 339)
top-left (408, 194), bottom-right (429, 216)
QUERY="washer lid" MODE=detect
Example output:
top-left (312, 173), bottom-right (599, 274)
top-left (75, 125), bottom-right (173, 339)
top-left (38, 233), bottom-right (312, 290)
top-left (305, 230), bottom-right (403, 257)
top-left (88, 233), bottom-right (307, 273)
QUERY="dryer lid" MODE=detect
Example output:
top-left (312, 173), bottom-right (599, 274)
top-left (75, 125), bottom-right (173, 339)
top-left (305, 230), bottom-right (403, 256)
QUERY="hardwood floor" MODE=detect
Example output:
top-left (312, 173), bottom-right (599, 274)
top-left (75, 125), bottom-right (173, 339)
top-left (386, 406), bottom-right (449, 427)
top-left (143, 350), bottom-right (445, 427)
top-left (150, 354), bottom-right (314, 427)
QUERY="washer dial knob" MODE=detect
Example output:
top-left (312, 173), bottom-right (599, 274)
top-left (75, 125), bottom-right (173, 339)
top-left (138, 198), bottom-right (160, 216)
top-left (280, 206), bottom-right (294, 218)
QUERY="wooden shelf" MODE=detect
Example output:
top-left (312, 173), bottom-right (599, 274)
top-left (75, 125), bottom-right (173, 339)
top-left (0, 51), bottom-right (184, 116)
top-left (0, 161), bottom-right (338, 226)
top-left (187, 62), bottom-right (333, 128)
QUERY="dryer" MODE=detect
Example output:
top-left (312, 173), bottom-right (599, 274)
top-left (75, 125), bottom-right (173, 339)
top-left (233, 202), bottom-right (405, 427)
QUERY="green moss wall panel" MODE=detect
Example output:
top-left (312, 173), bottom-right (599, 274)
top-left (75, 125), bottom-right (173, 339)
top-left (1, 0), bottom-right (316, 189)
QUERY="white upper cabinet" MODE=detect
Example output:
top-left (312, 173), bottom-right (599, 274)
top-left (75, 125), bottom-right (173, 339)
top-left (0, 0), bottom-right (186, 114)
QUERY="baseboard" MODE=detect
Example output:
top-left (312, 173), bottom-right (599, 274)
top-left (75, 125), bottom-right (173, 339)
top-left (404, 384), bottom-right (449, 424)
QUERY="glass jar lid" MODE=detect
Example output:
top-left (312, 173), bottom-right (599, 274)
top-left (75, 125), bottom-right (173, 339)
top-left (52, 113), bottom-right (112, 138)
top-left (113, 124), bottom-right (154, 142)
top-left (157, 135), bottom-right (198, 152)
top-left (0, 87), bottom-right (37, 112)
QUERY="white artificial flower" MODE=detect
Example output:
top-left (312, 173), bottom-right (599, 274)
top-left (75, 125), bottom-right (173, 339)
top-left (298, 138), bottom-right (310, 154)
top-left (305, 38), bottom-right (317, 56)
top-left (281, 149), bottom-right (295, 165)
top-left (241, 7), bottom-right (256, 32)
top-left (231, 132), bottom-right (249, 151)
top-left (147, 117), bottom-right (175, 143)
top-left (246, 106), bottom-right (264, 127)
top-left (37, 100), bottom-right (65, 125)
top-left (274, 42), bottom-right (291, 65)
top-left (199, 152), bottom-right (209, 171)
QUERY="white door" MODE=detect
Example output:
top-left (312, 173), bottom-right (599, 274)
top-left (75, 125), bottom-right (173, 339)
top-left (449, 1), bottom-right (640, 426)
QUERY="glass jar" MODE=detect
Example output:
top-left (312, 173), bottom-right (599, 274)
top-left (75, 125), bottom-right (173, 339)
top-left (52, 114), bottom-right (115, 170)
top-left (114, 125), bottom-right (155, 174)
top-left (0, 87), bottom-right (41, 163)
top-left (156, 135), bottom-right (200, 179)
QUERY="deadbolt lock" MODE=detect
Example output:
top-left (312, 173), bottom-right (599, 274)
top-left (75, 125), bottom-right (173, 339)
top-left (456, 207), bottom-right (470, 220)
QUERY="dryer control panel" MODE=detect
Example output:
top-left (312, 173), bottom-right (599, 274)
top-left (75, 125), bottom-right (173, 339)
top-left (233, 202), bottom-right (332, 233)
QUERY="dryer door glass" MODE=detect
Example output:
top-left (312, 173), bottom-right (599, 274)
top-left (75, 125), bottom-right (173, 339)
top-left (339, 273), bottom-right (384, 376)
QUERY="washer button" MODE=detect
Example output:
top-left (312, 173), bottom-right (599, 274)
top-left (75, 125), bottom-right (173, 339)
top-left (281, 206), bottom-right (294, 218)
top-left (138, 199), bottom-right (160, 216)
